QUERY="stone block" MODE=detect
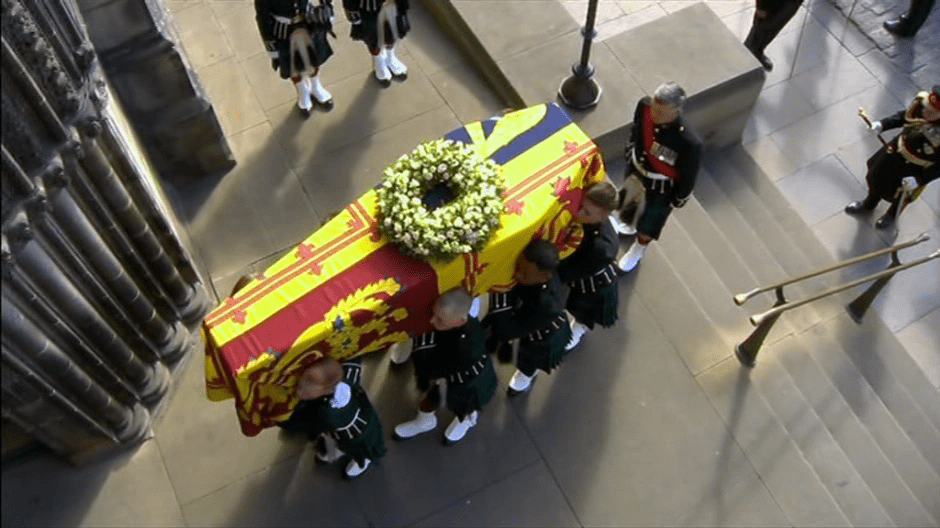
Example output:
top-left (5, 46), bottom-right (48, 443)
top-left (146, 100), bottom-right (235, 179)
top-left (78, 0), bottom-right (169, 53)
top-left (605, 2), bottom-right (766, 147)
top-left (77, 0), bottom-right (235, 179)
top-left (104, 40), bottom-right (202, 114)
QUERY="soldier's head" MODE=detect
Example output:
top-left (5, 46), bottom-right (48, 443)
top-left (430, 287), bottom-right (473, 331)
top-left (296, 356), bottom-right (343, 401)
top-left (515, 239), bottom-right (560, 285)
top-left (651, 82), bottom-right (687, 124)
top-left (577, 180), bottom-right (618, 224)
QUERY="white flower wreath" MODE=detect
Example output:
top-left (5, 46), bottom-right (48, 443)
top-left (376, 138), bottom-right (504, 261)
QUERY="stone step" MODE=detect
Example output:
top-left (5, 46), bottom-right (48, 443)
top-left (696, 356), bottom-right (852, 527)
top-left (802, 319), bottom-right (940, 512)
top-left (822, 315), bottom-right (940, 474)
top-left (673, 166), bottom-right (799, 340)
top-left (655, 200), bottom-right (757, 374)
top-left (706, 145), bottom-right (940, 507)
top-left (630, 239), bottom-right (730, 377)
top-left (705, 145), bottom-right (834, 270)
top-left (777, 327), bottom-right (940, 525)
top-left (753, 336), bottom-right (895, 527)
top-left (690, 164), bottom-right (829, 334)
top-left (702, 149), bottom-right (846, 325)
top-left (819, 282), bottom-right (940, 436)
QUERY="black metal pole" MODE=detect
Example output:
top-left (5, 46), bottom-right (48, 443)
top-left (559, 0), bottom-right (602, 109)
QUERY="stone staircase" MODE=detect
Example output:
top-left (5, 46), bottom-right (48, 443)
top-left (616, 146), bottom-right (940, 527)
top-left (421, 2), bottom-right (939, 523)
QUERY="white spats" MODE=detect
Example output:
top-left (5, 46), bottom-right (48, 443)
top-left (618, 242), bottom-right (647, 273)
top-left (443, 411), bottom-right (478, 444)
top-left (393, 410), bottom-right (437, 439)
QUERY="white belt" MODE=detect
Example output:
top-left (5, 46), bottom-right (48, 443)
top-left (631, 149), bottom-right (670, 180)
top-left (273, 14), bottom-right (303, 24)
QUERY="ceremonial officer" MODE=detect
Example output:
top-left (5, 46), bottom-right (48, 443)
top-left (883, 0), bottom-right (936, 37)
top-left (743, 0), bottom-right (804, 70)
top-left (393, 289), bottom-right (498, 445)
top-left (254, 0), bottom-right (335, 116)
top-left (486, 239), bottom-right (571, 396)
top-left (342, 0), bottom-right (410, 85)
top-left (278, 356), bottom-right (386, 479)
top-left (558, 180), bottom-right (621, 351)
top-left (845, 86), bottom-right (940, 229)
top-left (614, 82), bottom-right (702, 273)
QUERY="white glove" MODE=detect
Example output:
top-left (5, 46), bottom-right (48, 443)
top-left (869, 120), bottom-right (883, 134)
top-left (469, 297), bottom-right (481, 318)
top-left (647, 171), bottom-right (667, 180)
top-left (901, 176), bottom-right (918, 193)
top-left (330, 381), bottom-right (351, 409)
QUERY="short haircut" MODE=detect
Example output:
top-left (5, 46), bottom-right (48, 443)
top-left (584, 180), bottom-right (618, 212)
top-left (653, 82), bottom-right (687, 110)
top-left (524, 239), bottom-right (560, 272)
top-left (435, 287), bottom-right (473, 320)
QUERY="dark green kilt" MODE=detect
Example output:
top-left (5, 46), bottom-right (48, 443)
top-left (636, 191), bottom-right (673, 240)
top-left (446, 357), bottom-right (498, 419)
top-left (336, 391), bottom-right (386, 465)
top-left (566, 282), bottom-right (618, 329)
top-left (517, 324), bottom-right (572, 376)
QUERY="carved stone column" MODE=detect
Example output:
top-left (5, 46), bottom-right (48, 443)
top-left (2, 0), bottom-right (214, 464)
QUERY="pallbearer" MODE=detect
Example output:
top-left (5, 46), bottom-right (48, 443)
top-left (393, 289), bottom-right (498, 445)
top-left (486, 240), bottom-right (571, 396)
top-left (559, 181), bottom-right (620, 351)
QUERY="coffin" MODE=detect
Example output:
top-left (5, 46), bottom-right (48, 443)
top-left (202, 102), bottom-right (606, 435)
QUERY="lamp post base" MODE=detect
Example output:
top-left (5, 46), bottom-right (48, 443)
top-left (558, 63), bottom-right (602, 110)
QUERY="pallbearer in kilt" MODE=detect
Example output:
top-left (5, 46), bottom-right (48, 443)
top-left (278, 357), bottom-right (386, 479)
top-left (559, 181), bottom-right (621, 351)
top-left (485, 240), bottom-right (571, 396)
top-left (393, 289), bottom-right (498, 445)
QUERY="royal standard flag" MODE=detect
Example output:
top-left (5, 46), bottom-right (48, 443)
top-left (203, 103), bottom-right (606, 436)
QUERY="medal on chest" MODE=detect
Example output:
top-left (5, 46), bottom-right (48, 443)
top-left (650, 141), bottom-right (678, 166)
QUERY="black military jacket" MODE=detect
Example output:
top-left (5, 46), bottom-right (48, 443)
top-left (880, 92), bottom-right (940, 184)
top-left (557, 220), bottom-right (618, 283)
top-left (489, 273), bottom-right (567, 343)
top-left (628, 96), bottom-right (702, 202)
top-left (411, 317), bottom-right (487, 382)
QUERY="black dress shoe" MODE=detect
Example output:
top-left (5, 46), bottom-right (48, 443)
top-left (883, 17), bottom-right (916, 36)
top-left (875, 212), bottom-right (895, 229)
top-left (757, 54), bottom-right (774, 71)
top-left (845, 200), bottom-right (875, 215)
